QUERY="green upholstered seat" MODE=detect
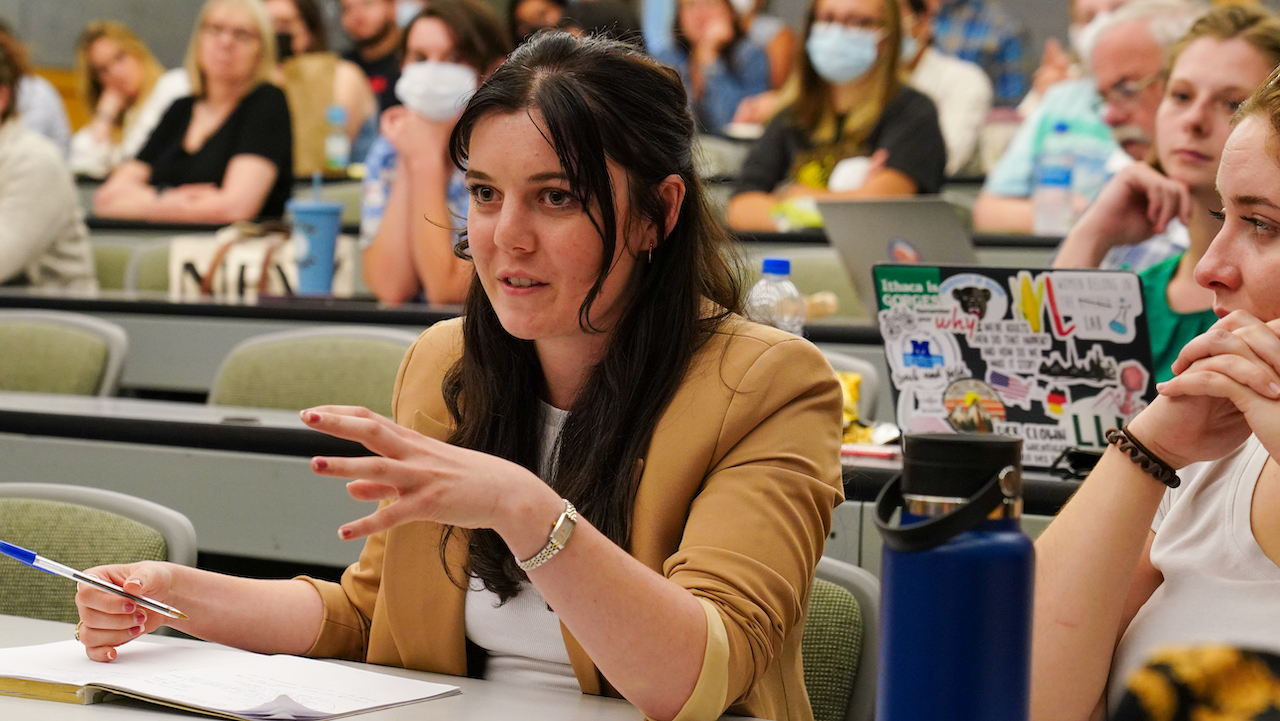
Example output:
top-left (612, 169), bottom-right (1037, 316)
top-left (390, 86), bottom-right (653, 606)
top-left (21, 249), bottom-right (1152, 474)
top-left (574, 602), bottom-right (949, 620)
top-left (208, 328), bottom-right (419, 417)
top-left (0, 321), bottom-right (111, 395)
top-left (126, 242), bottom-right (171, 292)
top-left (803, 577), bottom-right (865, 721)
top-left (0, 498), bottom-right (168, 623)
top-left (93, 243), bottom-right (133, 291)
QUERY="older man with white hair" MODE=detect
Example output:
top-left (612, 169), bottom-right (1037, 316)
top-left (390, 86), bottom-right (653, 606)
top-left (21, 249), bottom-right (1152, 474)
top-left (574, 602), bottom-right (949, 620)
top-left (972, 0), bottom-right (1206, 235)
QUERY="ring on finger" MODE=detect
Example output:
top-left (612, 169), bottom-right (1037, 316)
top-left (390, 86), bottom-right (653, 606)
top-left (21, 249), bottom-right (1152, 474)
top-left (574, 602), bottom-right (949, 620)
top-left (75, 620), bottom-right (83, 642)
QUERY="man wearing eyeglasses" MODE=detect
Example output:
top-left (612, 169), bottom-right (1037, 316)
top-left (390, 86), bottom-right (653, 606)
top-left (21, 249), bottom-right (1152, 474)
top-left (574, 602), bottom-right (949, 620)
top-left (973, 0), bottom-right (1204, 237)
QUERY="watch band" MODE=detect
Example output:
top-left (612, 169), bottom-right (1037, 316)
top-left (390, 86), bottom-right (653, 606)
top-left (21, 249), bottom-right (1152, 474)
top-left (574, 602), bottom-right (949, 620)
top-left (516, 499), bottom-right (577, 572)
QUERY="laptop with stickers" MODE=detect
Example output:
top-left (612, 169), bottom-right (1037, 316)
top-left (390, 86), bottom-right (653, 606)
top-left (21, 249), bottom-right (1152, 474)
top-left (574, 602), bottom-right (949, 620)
top-left (871, 264), bottom-right (1157, 471)
top-left (818, 197), bottom-right (978, 319)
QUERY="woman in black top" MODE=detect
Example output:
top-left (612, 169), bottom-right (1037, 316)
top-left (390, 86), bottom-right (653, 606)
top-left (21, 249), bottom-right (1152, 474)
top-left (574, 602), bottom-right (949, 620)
top-left (95, 0), bottom-right (293, 223)
top-left (726, 0), bottom-right (945, 231)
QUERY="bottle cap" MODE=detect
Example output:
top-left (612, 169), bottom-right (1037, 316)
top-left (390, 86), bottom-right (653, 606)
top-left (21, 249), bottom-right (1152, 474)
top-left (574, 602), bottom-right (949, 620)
top-left (1052, 121), bottom-right (1069, 134)
top-left (761, 258), bottom-right (790, 275)
top-left (326, 104), bottom-right (348, 126)
top-left (901, 434), bottom-right (1022, 499)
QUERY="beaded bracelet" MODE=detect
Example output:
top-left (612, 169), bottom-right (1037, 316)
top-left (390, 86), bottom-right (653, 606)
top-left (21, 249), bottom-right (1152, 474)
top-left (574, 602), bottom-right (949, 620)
top-left (1105, 426), bottom-right (1180, 488)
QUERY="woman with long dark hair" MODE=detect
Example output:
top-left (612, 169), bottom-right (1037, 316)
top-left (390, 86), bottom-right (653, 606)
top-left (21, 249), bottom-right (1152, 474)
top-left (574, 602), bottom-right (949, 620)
top-left (74, 32), bottom-right (843, 721)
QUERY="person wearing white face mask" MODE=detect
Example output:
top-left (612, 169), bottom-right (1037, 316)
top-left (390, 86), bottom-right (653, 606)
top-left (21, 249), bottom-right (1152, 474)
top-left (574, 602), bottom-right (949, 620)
top-left (900, 0), bottom-right (992, 176)
top-left (359, 0), bottom-right (510, 305)
top-left (728, 0), bottom-right (947, 232)
top-left (1019, 0), bottom-right (1129, 119)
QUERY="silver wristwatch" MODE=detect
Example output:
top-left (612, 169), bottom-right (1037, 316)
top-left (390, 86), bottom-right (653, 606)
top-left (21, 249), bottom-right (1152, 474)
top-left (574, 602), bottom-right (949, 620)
top-left (516, 499), bottom-right (577, 572)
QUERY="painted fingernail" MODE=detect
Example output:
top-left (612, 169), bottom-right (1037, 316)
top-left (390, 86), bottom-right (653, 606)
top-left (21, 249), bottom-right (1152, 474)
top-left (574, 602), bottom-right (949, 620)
top-left (135, 613), bottom-right (146, 624)
top-left (107, 648), bottom-right (116, 660)
top-left (339, 527), bottom-right (353, 539)
top-left (122, 602), bottom-right (135, 613)
top-left (313, 457), bottom-right (329, 471)
top-left (129, 626), bottom-right (142, 636)
top-left (306, 411), bottom-right (322, 423)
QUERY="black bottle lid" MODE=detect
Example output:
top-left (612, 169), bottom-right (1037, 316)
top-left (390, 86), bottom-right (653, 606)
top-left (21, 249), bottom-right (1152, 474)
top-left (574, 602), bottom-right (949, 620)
top-left (901, 433), bottom-right (1022, 499)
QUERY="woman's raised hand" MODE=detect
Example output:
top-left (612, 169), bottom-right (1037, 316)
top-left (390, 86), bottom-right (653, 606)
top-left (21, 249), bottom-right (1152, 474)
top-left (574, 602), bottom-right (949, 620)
top-left (74, 562), bottom-right (175, 662)
top-left (302, 406), bottom-right (554, 541)
top-left (379, 106), bottom-right (454, 167)
top-left (1146, 310), bottom-right (1280, 463)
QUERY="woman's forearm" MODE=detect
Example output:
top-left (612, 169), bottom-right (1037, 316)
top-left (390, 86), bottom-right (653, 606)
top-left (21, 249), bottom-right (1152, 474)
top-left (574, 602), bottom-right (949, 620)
top-left (1030, 446), bottom-right (1166, 721)
top-left (501, 491), bottom-right (707, 721)
top-left (402, 157), bottom-right (472, 305)
top-left (160, 565), bottom-right (325, 655)
top-left (727, 191), bottom-right (778, 231)
top-left (93, 180), bottom-right (160, 219)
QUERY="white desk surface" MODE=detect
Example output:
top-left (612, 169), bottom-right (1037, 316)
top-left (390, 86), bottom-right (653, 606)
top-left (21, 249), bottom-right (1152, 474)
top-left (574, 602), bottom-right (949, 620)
top-left (0, 615), bottom-right (755, 720)
top-left (0, 392), bottom-right (306, 428)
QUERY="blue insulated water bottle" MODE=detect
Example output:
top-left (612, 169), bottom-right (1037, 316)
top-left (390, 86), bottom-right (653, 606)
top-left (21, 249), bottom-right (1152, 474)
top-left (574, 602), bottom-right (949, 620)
top-left (874, 434), bottom-right (1034, 721)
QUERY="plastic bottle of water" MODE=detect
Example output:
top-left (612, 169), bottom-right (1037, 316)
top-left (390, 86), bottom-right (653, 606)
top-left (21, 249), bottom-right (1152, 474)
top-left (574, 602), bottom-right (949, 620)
top-left (747, 258), bottom-right (806, 335)
top-left (1033, 121), bottom-right (1074, 236)
top-left (324, 105), bottom-right (350, 173)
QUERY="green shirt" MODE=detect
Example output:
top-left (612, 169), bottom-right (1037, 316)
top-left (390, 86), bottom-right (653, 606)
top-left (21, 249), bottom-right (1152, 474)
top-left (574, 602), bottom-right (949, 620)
top-left (1139, 254), bottom-right (1216, 383)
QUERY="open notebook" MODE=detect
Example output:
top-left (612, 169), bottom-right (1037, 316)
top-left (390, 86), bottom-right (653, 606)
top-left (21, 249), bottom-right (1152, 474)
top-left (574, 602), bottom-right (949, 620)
top-left (0, 640), bottom-right (459, 720)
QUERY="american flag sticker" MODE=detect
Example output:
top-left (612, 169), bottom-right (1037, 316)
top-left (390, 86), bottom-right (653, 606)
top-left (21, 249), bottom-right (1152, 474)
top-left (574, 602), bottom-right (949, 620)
top-left (988, 371), bottom-right (1031, 401)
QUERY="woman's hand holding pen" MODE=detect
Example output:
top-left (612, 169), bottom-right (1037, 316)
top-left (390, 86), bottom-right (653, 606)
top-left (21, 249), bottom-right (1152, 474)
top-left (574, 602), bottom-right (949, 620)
top-left (1150, 310), bottom-right (1280, 463)
top-left (74, 562), bottom-right (176, 662)
top-left (302, 406), bottom-right (565, 561)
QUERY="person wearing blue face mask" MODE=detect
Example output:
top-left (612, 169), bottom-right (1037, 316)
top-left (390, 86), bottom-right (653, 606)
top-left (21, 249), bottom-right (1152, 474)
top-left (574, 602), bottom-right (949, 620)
top-left (360, 0), bottom-right (510, 305)
top-left (900, 0), bottom-right (992, 176)
top-left (728, 0), bottom-right (947, 231)
top-left (653, 0), bottom-right (771, 136)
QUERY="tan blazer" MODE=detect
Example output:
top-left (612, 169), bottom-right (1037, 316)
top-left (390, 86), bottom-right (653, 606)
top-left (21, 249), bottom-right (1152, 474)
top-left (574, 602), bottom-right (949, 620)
top-left (302, 315), bottom-right (844, 720)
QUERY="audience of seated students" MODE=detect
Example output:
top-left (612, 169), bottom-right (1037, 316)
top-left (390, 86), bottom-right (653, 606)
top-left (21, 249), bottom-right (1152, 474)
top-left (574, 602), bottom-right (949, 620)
top-left (900, 0), bottom-right (992, 176)
top-left (69, 22), bottom-right (191, 179)
top-left (931, 0), bottom-right (1027, 106)
top-left (0, 20), bottom-right (71, 157)
top-left (1018, 0), bottom-right (1130, 119)
top-left (727, 0), bottom-right (946, 232)
top-left (360, 0), bottom-right (509, 305)
top-left (74, 33), bottom-right (843, 721)
top-left (558, 1), bottom-right (645, 48)
top-left (509, 0), bottom-right (567, 45)
top-left (1056, 5), bottom-right (1280, 383)
top-left (734, 0), bottom-right (796, 89)
top-left (1032, 53), bottom-right (1280, 721)
top-left (264, 0), bottom-right (377, 176)
top-left (94, 0), bottom-right (293, 224)
top-left (340, 0), bottom-right (402, 111)
top-left (652, 0), bottom-right (770, 136)
top-left (0, 31), bottom-right (95, 291)
top-left (972, 0), bottom-right (1204, 234)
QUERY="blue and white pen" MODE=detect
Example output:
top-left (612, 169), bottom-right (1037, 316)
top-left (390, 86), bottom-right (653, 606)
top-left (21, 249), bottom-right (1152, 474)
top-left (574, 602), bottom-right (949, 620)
top-left (0, 540), bottom-right (188, 620)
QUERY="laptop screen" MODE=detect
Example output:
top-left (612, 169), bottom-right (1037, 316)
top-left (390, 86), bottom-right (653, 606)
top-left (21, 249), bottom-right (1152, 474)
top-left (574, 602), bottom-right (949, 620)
top-left (872, 264), bottom-right (1156, 470)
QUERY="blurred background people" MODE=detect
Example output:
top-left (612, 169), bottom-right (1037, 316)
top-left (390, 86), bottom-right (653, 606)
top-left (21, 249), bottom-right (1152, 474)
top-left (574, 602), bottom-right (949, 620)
top-left (339, 0), bottom-right (401, 111)
top-left (558, 1), bottom-right (645, 48)
top-left (94, 0), bottom-right (293, 223)
top-left (900, 0), bottom-right (993, 176)
top-left (69, 21), bottom-right (191, 179)
top-left (727, 0), bottom-right (946, 231)
top-left (509, 0), bottom-right (567, 45)
top-left (360, 0), bottom-right (510, 304)
top-left (0, 20), bottom-right (70, 156)
top-left (735, 0), bottom-right (797, 89)
top-left (931, 0), bottom-right (1028, 107)
top-left (653, 0), bottom-right (770, 136)
top-left (265, 0), bottom-right (377, 175)
top-left (0, 31), bottom-right (95, 290)
top-left (1018, 0), bottom-right (1131, 118)
top-left (972, 0), bottom-right (1205, 234)
top-left (1054, 4), bottom-right (1280, 380)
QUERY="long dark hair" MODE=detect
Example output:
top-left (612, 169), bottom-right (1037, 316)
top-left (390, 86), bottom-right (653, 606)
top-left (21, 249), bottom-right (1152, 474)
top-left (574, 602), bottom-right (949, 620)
top-left (671, 0), bottom-right (746, 76)
top-left (400, 0), bottom-right (512, 73)
top-left (443, 31), bottom-right (743, 602)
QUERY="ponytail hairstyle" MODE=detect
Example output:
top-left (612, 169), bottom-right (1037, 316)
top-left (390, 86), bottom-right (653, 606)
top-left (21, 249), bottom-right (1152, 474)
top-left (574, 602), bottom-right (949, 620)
top-left (442, 31), bottom-right (743, 601)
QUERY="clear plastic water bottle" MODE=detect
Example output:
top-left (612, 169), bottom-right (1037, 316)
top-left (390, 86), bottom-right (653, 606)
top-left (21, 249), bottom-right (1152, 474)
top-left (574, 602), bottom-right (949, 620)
top-left (747, 258), bottom-right (806, 335)
top-left (324, 105), bottom-right (350, 173)
top-left (1033, 121), bottom-right (1074, 236)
